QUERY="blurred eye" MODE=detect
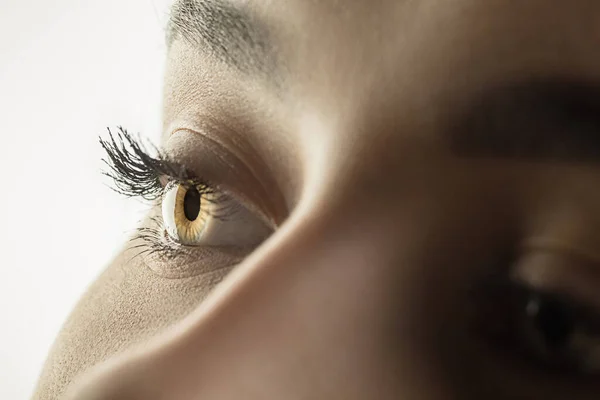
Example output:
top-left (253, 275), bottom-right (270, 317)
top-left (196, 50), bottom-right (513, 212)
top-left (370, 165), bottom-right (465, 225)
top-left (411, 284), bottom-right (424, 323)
top-left (518, 290), bottom-right (600, 373)
top-left (161, 181), bottom-right (272, 247)
top-left (475, 253), bottom-right (600, 379)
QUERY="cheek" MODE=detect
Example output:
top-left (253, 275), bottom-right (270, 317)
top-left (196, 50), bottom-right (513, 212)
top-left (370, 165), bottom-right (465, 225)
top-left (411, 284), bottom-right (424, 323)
top-left (31, 249), bottom-right (230, 400)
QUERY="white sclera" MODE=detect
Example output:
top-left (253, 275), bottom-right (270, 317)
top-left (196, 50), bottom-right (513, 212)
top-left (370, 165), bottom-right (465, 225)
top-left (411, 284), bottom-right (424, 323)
top-left (161, 183), bottom-right (180, 241)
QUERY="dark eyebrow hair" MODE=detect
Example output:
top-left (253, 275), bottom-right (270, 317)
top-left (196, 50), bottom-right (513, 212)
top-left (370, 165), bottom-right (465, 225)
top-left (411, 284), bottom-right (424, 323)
top-left (450, 80), bottom-right (600, 163)
top-left (167, 0), bottom-right (274, 75)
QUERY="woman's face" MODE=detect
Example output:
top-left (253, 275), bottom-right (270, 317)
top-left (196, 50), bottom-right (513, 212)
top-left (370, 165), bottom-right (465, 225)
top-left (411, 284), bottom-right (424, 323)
top-left (34, 1), bottom-right (600, 399)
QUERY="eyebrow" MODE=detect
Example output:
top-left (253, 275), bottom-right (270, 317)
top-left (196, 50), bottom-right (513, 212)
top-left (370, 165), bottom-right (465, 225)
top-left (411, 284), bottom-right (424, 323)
top-left (450, 80), bottom-right (600, 163)
top-left (167, 0), bottom-right (274, 75)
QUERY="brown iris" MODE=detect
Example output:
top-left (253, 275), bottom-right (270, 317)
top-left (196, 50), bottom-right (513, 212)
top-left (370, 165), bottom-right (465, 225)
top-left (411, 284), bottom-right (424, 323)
top-left (162, 183), bottom-right (212, 245)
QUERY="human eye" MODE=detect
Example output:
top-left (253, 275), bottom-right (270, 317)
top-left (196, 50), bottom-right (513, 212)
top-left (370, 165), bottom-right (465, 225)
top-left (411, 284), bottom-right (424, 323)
top-left (515, 288), bottom-right (600, 374)
top-left (99, 127), bottom-right (273, 270)
top-left (474, 245), bottom-right (600, 382)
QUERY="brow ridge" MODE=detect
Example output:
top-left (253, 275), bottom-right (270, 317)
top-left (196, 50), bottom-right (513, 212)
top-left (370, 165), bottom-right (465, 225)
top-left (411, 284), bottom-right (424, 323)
top-left (168, 0), bottom-right (274, 75)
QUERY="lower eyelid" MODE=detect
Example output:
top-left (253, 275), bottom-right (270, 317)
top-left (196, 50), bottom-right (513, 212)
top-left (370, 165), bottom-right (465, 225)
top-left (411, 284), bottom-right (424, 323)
top-left (129, 210), bottom-right (253, 279)
top-left (138, 244), bottom-right (249, 279)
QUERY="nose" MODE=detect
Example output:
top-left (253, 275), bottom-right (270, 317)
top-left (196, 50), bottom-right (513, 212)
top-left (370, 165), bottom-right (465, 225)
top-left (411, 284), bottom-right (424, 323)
top-left (64, 178), bottom-right (451, 400)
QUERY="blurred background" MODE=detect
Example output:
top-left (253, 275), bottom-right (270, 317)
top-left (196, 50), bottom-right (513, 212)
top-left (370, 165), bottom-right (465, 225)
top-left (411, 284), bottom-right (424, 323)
top-left (0, 1), bottom-right (172, 397)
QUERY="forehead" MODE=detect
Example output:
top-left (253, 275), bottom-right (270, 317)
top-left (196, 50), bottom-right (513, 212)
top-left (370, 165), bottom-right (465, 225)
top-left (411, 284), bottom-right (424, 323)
top-left (162, 0), bottom-right (600, 136)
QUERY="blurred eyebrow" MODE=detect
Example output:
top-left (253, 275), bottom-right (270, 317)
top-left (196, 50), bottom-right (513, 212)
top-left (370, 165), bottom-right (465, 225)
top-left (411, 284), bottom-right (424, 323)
top-left (450, 80), bottom-right (600, 163)
top-left (167, 0), bottom-right (274, 75)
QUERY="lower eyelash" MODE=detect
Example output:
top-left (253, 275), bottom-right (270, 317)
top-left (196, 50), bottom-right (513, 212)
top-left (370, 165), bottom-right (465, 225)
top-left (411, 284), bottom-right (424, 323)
top-left (128, 216), bottom-right (170, 257)
top-left (128, 215), bottom-right (199, 261)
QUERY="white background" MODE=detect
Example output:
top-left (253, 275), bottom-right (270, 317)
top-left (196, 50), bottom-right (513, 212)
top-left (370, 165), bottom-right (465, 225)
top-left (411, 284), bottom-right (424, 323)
top-left (0, 1), bottom-right (172, 398)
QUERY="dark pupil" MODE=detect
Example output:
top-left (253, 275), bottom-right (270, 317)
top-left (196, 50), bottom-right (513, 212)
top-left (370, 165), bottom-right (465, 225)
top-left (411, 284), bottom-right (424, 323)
top-left (528, 295), bottom-right (575, 350)
top-left (183, 187), bottom-right (201, 221)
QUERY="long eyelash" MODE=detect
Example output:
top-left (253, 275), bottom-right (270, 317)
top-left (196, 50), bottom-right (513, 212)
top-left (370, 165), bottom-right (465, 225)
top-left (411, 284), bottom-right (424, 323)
top-left (100, 126), bottom-right (192, 201)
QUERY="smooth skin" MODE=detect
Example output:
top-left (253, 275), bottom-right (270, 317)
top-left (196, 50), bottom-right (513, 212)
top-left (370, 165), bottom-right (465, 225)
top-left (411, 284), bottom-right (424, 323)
top-left (34, 0), bottom-right (600, 399)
